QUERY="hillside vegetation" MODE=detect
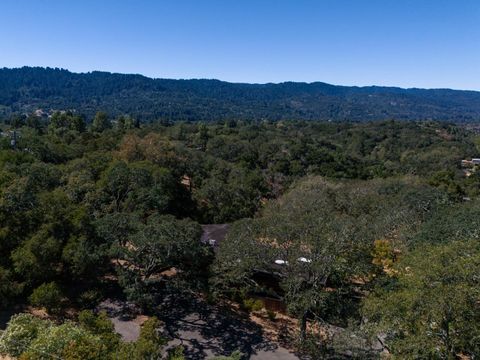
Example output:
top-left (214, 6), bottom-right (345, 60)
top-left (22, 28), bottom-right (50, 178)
top-left (2, 67), bottom-right (480, 122)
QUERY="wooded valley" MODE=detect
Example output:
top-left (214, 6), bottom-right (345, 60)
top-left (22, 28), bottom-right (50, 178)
top-left (0, 113), bottom-right (479, 358)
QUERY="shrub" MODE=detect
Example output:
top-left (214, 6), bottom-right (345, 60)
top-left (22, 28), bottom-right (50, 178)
top-left (266, 310), bottom-right (277, 321)
top-left (78, 310), bottom-right (115, 336)
top-left (29, 282), bottom-right (63, 315)
top-left (78, 289), bottom-right (102, 309)
top-left (61, 335), bottom-right (109, 360)
top-left (205, 291), bottom-right (217, 305)
top-left (241, 298), bottom-right (263, 313)
top-left (23, 321), bottom-right (107, 360)
top-left (211, 350), bottom-right (244, 360)
top-left (168, 345), bottom-right (185, 360)
top-left (78, 310), bottom-right (120, 352)
top-left (0, 266), bottom-right (23, 308)
top-left (0, 314), bottom-right (49, 357)
top-left (135, 317), bottom-right (166, 358)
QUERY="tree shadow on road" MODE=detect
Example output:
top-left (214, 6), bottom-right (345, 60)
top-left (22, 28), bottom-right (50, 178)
top-left (155, 292), bottom-right (280, 359)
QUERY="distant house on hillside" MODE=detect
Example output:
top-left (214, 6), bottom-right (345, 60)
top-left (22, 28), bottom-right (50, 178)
top-left (461, 158), bottom-right (479, 177)
top-left (461, 158), bottom-right (480, 167)
top-left (34, 109), bottom-right (47, 117)
top-left (201, 224), bottom-right (229, 248)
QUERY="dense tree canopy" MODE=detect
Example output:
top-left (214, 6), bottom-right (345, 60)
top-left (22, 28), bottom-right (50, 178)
top-left (213, 176), bottom-right (449, 341)
top-left (0, 116), bottom-right (478, 358)
top-left (0, 312), bottom-right (169, 359)
top-left (363, 239), bottom-right (480, 359)
top-left (2, 67), bottom-right (480, 122)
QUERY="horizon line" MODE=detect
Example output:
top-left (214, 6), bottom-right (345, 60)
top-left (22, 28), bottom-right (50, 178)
top-left (2, 65), bottom-right (480, 93)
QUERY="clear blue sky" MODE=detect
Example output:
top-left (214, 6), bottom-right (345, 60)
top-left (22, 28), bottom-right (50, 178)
top-left (1, 0), bottom-right (479, 89)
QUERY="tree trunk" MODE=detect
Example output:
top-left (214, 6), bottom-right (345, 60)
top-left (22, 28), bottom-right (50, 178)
top-left (300, 310), bottom-right (308, 343)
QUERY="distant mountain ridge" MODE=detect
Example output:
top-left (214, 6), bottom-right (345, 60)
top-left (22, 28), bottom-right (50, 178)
top-left (1, 66), bottom-right (480, 122)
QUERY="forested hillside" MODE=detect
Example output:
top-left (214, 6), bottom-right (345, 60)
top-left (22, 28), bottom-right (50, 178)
top-left (2, 67), bottom-right (480, 122)
top-left (0, 116), bottom-right (480, 358)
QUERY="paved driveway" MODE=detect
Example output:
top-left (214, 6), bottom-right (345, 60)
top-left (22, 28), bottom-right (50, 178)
top-left (164, 312), bottom-right (299, 359)
top-left (158, 296), bottom-right (300, 360)
top-left (101, 296), bottom-right (301, 359)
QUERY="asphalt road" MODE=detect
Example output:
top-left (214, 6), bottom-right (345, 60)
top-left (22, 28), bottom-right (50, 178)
top-left (102, 296), bottom-right (301, 359)
top-left (164, 313), bottom-right (299, 359)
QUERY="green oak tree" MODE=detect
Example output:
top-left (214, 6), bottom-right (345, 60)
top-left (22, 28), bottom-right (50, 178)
top-left (363, 239), bottom-right (480, 358)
